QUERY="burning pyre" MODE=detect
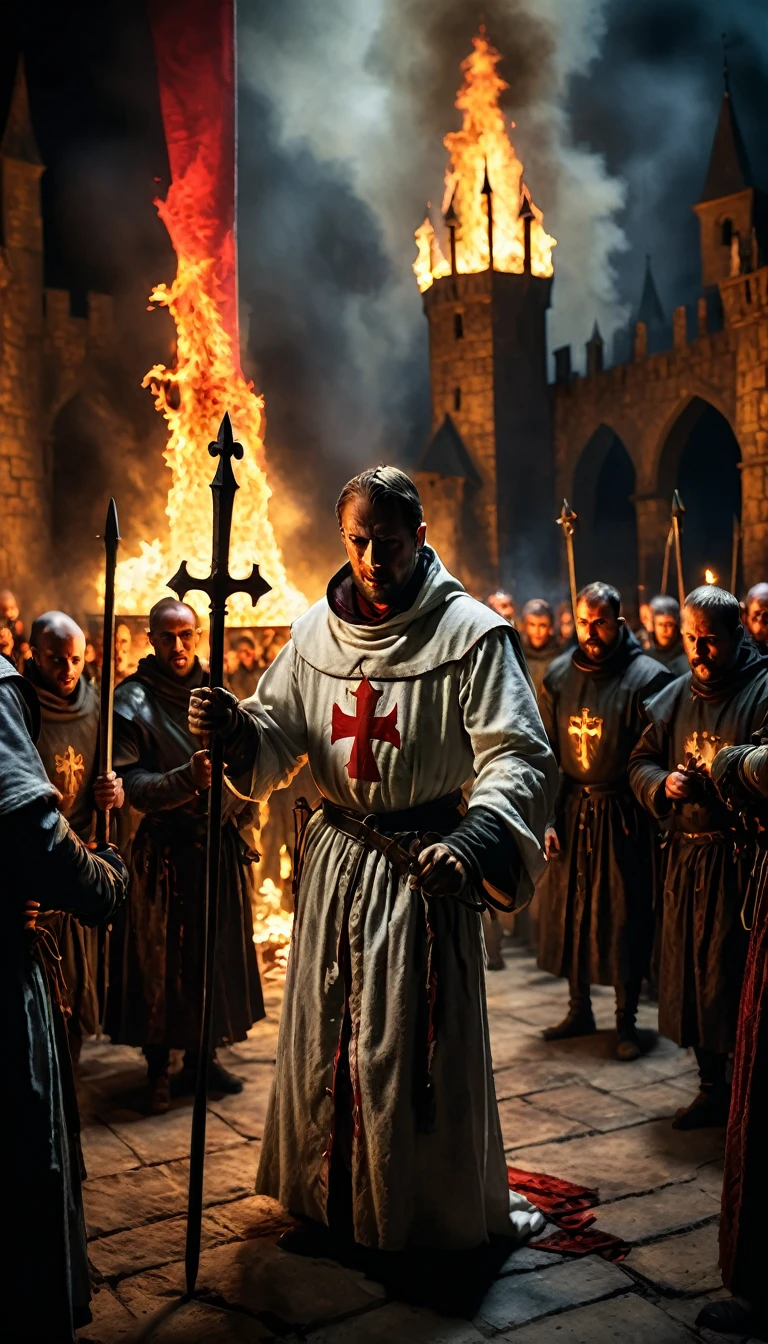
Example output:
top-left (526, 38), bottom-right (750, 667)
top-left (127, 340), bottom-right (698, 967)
top-left (414, 29), bottom-right (556, 292)
top-left (113, 201), bottom-right (307, 629)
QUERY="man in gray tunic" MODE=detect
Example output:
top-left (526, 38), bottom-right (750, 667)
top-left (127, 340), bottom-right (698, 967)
top-left (191, 466), bottom-right (557, 1255)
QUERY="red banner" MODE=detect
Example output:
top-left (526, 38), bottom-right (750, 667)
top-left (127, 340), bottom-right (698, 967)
top-left (149, 0), bottom-right (238, 356)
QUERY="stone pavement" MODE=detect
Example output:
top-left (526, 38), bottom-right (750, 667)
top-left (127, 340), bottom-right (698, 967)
top-left (75, 941), bottom-right (750, 1344)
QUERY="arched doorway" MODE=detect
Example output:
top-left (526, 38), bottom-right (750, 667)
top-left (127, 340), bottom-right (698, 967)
top-left (572, 426), bottom-right (638, 609)
top-left (657, 398), bottom-right (741, 591)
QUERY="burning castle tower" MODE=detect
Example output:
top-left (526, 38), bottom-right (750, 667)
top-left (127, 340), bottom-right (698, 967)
top-left (414, 33), bottom-right (768, 601)
top-left (412, 32), bottom-right (557, 597)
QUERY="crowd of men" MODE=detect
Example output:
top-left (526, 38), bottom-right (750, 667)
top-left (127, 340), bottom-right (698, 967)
top-left (4, 482), bottom-right (768, 1341)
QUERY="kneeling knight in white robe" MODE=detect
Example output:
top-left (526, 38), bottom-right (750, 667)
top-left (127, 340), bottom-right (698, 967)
top-left (213, 546), bottom-right (557, 1250)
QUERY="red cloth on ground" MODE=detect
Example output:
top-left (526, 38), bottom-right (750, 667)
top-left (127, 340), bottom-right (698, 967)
top-left (719, 882), bottom-right (768, 1311)
top-left (507, 1165), bottom-right (631, 1262)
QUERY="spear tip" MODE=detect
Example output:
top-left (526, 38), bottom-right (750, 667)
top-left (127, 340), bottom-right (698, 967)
top-left (557, 498), bottom-right (578, 526)
top-left (105, 497), bottom-right (121, 545)
top-left (672, 489), bottom-right (685, 518)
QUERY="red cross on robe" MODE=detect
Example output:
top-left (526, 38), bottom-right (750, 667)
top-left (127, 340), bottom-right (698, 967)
top-left (331, 677), bottom-right (401, 782)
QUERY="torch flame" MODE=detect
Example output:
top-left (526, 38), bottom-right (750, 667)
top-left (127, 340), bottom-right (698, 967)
top-left (113, 231), bottom-right (307, 625)
top-left (414, 29), bottom-right (556, 292)
top-left (705, 569), bottom-right (717, 585)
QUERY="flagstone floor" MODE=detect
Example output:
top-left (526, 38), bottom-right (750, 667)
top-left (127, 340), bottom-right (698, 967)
top-left (75, 940), bottom-right (750, 1344)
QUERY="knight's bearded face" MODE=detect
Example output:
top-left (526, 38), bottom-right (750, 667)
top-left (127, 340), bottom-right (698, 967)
top-left (340, 498), bottom-right (426, 606)
top-left (575, 599), bottom-right (621, 662)
top-left (682, 607), bottom-right (737, 681)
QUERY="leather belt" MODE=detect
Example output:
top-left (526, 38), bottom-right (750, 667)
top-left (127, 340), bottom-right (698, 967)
top-left (321, 796), bottom-right (485, 910)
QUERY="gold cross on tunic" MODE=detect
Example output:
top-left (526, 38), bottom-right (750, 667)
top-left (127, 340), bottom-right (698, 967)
top-left (568, 708), bottom-right (603, 772)
top-left (55, 744), bottom-right (85, 799)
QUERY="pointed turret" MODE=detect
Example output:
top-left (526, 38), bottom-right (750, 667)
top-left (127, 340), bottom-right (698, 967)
top-left (1, 57), bottom-right (41, 165)
top-left (585, 321), bottom-right (604, 377)
top-left (698, 86), bottom-right (752, 204)
top-left (481, 160), bottom-right (494, 271)
top-left (692, 60), bottom-right (761, 290)
top-left (637, 255), bottom-right (665, 328)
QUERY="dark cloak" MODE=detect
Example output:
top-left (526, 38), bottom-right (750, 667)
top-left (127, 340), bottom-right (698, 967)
top-left (0, 659), bottom-right (126, 1342)
top-left (647, 634), bottom-right (689, 678)
top-left (537, 628), bottom-right (673, 988)
top-left (25, 664), bottom-right (103, 1035)
top-left (629, 637), bottom-right (768, 1051)
top-left (110, 655), bottom-right (264, 1049)
top-left (520, 632), bottom-right (561, 702)
top-left (711, 727), bottom-right (768, 1310)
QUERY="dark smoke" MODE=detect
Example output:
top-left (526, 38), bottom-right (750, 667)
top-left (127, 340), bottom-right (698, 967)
top-left (3, 1), bottom-right (765, 610)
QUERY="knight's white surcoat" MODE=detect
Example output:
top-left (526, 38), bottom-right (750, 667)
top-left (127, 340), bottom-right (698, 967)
top-left (237, 550), bottom-right (556, 1249)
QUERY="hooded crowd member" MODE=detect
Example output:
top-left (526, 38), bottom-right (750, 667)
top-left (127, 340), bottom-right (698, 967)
top-left (556, 600), bottom-right (575, 649)
top-left (110, 597), bottom-right (264, 1113)
top-left (25, 612), bottom-right (123, 1062)
top-left (629, 587), bottom-right (768, 1128)
top-left (226, 632), bottom-right (262, 700)
top-left (191, 466), bottom-right (556, 1255)
top-left (519, 599), bottom-right (560, 700)
top-left (743, 582), bottom-right (768, 657)
top-left (0, 587), bottom-right (27, 669)
top-left (646, 595), bottom-right (689, 677)
top-left (537, 582), bottom-right (673, 1060)
top-left (693, 720), bottom-right (768, 1338)
top-left (1, 654), bottom-right (126, 1341)
top-left (486, 589), bottom-right (515, 623)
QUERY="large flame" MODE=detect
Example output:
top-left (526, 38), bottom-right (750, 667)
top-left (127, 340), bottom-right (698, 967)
top-left (414, 30), bottom-right (555, 293)
top-left (253, 845), bottom-right (294, 980)
top-left (114, 232), bottom-right (306, 626)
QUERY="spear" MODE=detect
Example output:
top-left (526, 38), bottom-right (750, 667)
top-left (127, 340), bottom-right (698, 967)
top-left (168, 413), bottom-right (271, 1296)
top-left (556, 499), bottom-right (579, 618)
top-left (671, 490), bottom-right (686, 609)
top-left (95, 499), bottom-right (120, 848)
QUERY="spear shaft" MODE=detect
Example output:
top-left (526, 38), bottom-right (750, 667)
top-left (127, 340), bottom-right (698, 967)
top-left (95, 499), bottom-right (120, 848)
top-left (168, 413), bottom-right (270, 1296)
top-left (660, 527), bottom-right (673, 596)
top-left (556, 499), bottom-right (579, 617)
top-left (671, 490), bottom-right (686, 610)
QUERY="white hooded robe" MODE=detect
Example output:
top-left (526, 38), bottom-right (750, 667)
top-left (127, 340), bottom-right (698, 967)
top-left (232, 550), bottom-right (557, 1249)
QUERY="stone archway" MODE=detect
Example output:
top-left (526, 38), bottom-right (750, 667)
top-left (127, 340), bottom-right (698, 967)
top-left (572, 425), bottom-right (638, 608)
top-left (656, 397), bottom-right (741, 591)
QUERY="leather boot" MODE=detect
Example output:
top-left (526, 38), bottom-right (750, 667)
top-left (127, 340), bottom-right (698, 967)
top-left (615, 980), bottom-right (642, 1061)
top-left (543, 983), bottom-right (596, 1040)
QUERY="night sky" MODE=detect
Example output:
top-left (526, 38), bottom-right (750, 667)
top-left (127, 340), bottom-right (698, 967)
top-left (1, 0), bottom-right (765, 595)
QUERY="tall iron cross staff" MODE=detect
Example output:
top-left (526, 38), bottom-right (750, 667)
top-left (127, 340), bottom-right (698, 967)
top-left (167, 412), bottom-right (271, 1296)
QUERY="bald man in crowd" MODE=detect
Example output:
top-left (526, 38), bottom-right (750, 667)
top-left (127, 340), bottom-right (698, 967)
top-left (109, 596), bottom-right (264, 1113)
top-left (744, 583), bottom-right (768, 658)
top-left (25, 611), bottom-right (123, 1062)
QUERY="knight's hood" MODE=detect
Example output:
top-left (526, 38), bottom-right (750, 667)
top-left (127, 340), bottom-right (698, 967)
top-left (290, 547), bottom-right (510, 680)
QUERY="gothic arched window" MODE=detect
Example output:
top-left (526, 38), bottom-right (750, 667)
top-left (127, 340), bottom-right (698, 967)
top-left (721, 218), bottom-right (733, 247)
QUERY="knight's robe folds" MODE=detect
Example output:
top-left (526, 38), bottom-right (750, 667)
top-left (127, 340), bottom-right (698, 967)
top-left (224, 548), bottom-right (558, 1250)
top-left (710, 726), bottom-right (768, 1313)
top-left (25, 664), bottom-right (103, 1036)
top-left (0, 658), bottom-right (126, 1342)
top-left (629, 638), bottom-right (768, 1051)
top-left (536, 629), bottom-right (673, 988)
top-left (109, 656), bottom-right (263, 1050)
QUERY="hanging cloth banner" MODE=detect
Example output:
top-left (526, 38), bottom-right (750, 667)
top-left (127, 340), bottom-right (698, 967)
top-left (148, 0), bottom-right (239, 359)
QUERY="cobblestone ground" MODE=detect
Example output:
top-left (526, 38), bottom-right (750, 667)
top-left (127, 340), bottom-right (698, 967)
top-left (75, 940), bottom-right (748, 1344)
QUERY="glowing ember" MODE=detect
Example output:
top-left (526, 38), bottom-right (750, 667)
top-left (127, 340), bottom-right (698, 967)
top-left (252, 845), bottom-right (294, 979)
top-left (414, 29), bottom-right (556, 292)
top-left (705, 569), bottom-right (717, 585)
top-left (113, 235), bottom-right (307, 626)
